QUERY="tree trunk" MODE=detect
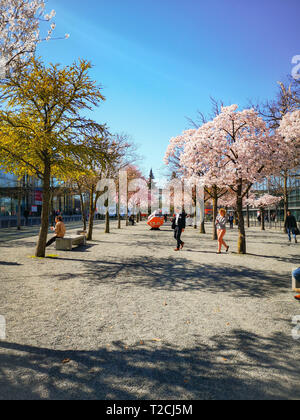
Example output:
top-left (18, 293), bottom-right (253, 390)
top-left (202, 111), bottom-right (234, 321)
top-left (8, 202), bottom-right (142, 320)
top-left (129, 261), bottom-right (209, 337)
top-left (198, 195), bottom-right (205, 233)
top-left (126, 187), bottom-right (129, 226)
top-left (118, 207), bottom-right (121, 229)
top-left (200, 219), bottom-right (206, 234)
top-left (117, 188), bottom-right (121, 229)
top-left (148, 181), bottom-right (151, 216)
top-left (105, 207), bottom-right (110, 233)
top-left (17, 190), bottom-right (21, 231)
top-left (79, 192), bottom-right (87, 231)
top-left (212, 187), bottom-right (218, 240)
top-left (246, 205), bottom-right (250, 228)
top-left (87, 187), bottom-right (95, 241)
top-left (35, 163), bottom-right (51, 257)
top-left (50, 192), bottom-right (55, 227)
top-left (87, 211), bottom-right (95, 240)
top-left (237, 185), bottom-right (246, 254)
top-left (261, 208), bottom-right (265, 231)
top-left (283, 172), bottom-right (289, 230)
top-left (234, 211), bottom-right (238, 225)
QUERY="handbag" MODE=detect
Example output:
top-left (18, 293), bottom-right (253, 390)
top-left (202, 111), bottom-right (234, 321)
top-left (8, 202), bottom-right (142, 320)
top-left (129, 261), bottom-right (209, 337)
top-left (295, 227), bottom-right (300, 236)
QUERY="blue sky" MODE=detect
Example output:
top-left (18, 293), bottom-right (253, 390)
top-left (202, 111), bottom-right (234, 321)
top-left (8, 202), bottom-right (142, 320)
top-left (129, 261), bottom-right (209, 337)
top-left (39, 0), bottom-right (300, 181)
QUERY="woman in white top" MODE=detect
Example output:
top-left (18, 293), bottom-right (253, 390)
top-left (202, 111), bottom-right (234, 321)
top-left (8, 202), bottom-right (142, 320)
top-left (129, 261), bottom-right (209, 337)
top-left (215, 209), bottom-right (229, 254)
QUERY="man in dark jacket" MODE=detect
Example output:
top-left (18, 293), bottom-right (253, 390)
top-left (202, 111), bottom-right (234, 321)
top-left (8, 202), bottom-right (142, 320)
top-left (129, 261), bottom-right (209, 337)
top-left (172, 209), bottom-right (186, 251)
top-left (284, 211), bottom-right (298, 243)
top-left (23, 209), bottom-right (29, 226)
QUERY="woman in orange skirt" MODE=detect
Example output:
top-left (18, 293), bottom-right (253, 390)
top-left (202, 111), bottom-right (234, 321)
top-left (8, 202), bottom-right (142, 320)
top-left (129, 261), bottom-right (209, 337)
top-left (215, 209), bottom-right (229, 254)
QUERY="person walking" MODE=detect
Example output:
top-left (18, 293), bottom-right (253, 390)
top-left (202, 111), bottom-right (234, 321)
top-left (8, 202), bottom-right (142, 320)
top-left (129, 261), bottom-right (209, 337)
top-left (229, 213), bottom-right (234, 229)
top-left (46, 216), bottom-right (66, 247)
top-left (257, 213), bottom-right (261, 225)
top-left (284, 210), bottom-right (298, 244)
top-left (51, 209), bottom-right (56, 227)
top-left (172, 209), bottom-right (186, 251)
top-left (23, 209), bottom-right (29, 226)
top-left (216, 209), bottom-right (229, 254)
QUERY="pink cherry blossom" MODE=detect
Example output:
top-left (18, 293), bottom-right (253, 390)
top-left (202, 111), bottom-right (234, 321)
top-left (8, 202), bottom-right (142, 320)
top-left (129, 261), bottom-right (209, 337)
top-left (165, 105), bottom-right (288, 253)
top-left (246, 194), bottom-right (282, 209)
top-left (278, 110), bottom-right (300, 160)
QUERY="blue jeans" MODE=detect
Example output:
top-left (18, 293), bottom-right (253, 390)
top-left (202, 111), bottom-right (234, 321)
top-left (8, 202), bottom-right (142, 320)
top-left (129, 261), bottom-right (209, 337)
top-left (287, 228), bottom-right (296, 241)
top-left (293, 268), bottom-right (300, 282)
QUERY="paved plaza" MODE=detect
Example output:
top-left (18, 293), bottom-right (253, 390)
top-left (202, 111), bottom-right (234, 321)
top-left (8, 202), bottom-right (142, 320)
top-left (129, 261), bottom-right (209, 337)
top-left (0, 221), bottom-right (299, 400)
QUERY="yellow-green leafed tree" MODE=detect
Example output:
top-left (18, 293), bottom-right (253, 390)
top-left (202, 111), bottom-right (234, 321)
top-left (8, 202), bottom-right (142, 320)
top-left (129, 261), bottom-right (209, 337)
top-left (61, 125), bottom-right (122, 241)
top-left (0, 57), bottom-right (106, 257)
top-left (78, 145), bottom-right (121, 241)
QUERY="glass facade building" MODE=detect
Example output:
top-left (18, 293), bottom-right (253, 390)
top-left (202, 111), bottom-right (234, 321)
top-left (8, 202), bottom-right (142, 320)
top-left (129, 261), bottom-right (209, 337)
top-left (244, 175), bottom-right (300, 222)
top-left (0, 170), bottom-right (81, 224)
top-left (289, 178), bottom-right (300, 220)
top-left (0, 172), bottom-right (20, 216)
top-left (0, 171), bottom-right (40, 217)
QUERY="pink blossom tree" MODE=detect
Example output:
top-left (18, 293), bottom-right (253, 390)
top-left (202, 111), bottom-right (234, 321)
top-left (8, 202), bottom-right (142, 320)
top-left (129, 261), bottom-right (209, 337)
top-left (178, 105), bottom-right (285, 253)
top-left (218, 189), bottom-right (257, 228)
top-left (128, 177), bottom-right (150, 219)
top-left (217, 190), bottom-right (238, 209)
top-left (271, 109), bottom-right (300, 219)
top-left (255, 84), bottom-right (299, 221)
top-left (278, 109), bottom-right (300, 151)
top-left (246, 194), bottom-right (282, 231)
top-left (164, 131), bottom-right (227, 239)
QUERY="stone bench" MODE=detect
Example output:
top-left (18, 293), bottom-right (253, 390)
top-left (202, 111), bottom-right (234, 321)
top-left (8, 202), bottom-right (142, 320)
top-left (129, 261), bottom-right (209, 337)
top-left (292, 269), bottom-right (300, 292)
top-left (56, 235), bottom-right (86, 251)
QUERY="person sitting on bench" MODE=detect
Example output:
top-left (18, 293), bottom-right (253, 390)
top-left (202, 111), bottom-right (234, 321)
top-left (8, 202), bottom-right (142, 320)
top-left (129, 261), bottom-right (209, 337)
top-left (46, 216), bottom-right (66, 247)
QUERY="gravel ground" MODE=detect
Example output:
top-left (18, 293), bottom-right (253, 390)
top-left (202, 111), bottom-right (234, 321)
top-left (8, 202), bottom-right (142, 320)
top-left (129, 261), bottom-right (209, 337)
top-left (0, 221), bottom-right (299, 400)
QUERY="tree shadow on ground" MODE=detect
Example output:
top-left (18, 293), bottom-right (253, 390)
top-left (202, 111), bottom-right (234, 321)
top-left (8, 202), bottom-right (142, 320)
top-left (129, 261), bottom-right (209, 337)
top-left (44, 255), bottom-right (289, 298)
top-left (66, 244), bottom-right (98, 252)
top-left (0, 262), bottom-right (22, 266)
top-left (246, 241), bottom-right (294, 246)
top-left (0, 241), bottom-right (38, 249)
top-left (0, 328), bottom-right (298, 400)
top-left (245, 233), bottom-right (286, 242)
top-left (245, 253), bottom-right (300, 264)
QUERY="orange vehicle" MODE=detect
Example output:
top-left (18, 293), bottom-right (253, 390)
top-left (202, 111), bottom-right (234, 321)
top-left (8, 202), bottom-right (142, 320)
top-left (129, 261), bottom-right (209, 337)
top-left (147, 210), bottom-right (165, 230)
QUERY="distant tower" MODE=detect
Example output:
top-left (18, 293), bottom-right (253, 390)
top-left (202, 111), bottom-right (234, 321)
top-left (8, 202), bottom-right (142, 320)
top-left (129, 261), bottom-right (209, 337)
top-left (149, 168), bottom-right (155, 182)
top-left (148, 169), bottom-right (155, 215)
